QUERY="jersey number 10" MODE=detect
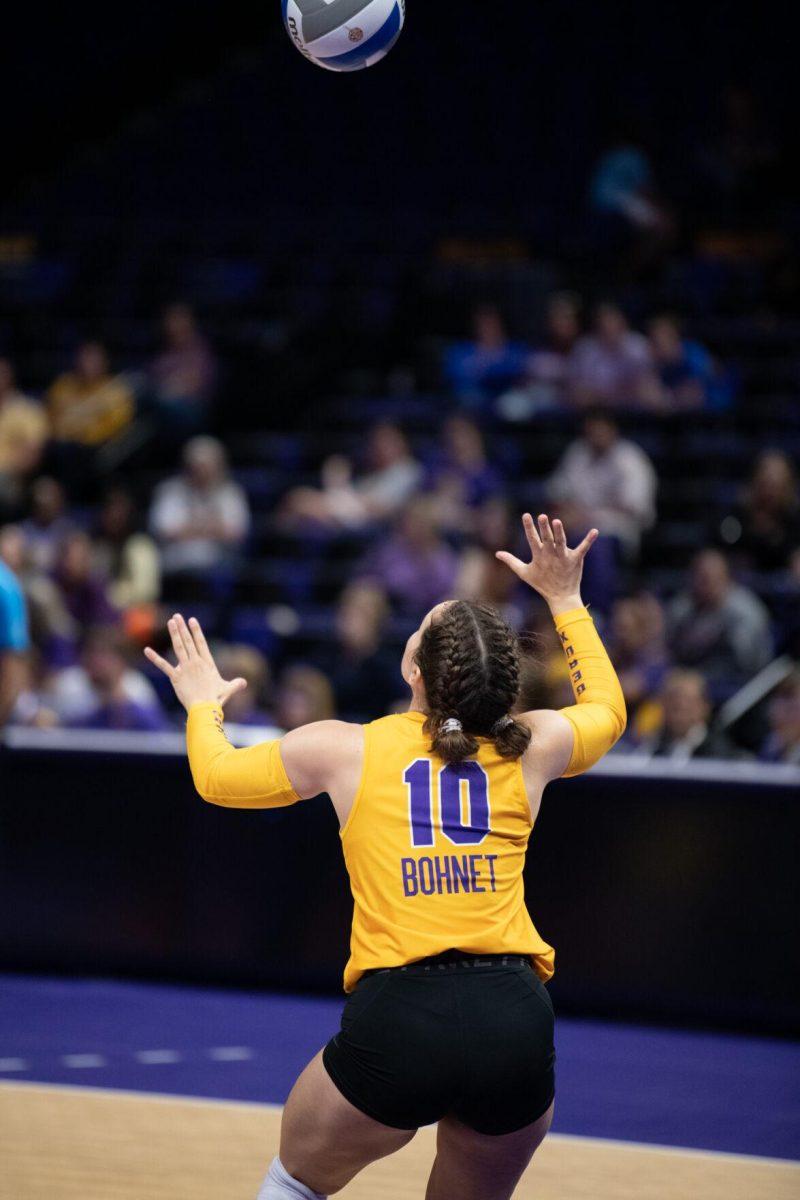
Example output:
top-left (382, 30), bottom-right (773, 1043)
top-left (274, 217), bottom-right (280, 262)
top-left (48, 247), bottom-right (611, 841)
top-left (403, 759), bottom-right (490, 848)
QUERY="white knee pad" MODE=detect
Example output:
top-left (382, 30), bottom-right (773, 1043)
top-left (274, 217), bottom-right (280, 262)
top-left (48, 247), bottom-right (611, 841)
top-left (257, 1156), bottom-right (327, 1200)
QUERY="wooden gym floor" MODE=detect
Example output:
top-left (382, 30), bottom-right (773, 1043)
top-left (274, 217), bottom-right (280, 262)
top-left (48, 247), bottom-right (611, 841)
top-left (3, 1082), bottom-right (799, 1200)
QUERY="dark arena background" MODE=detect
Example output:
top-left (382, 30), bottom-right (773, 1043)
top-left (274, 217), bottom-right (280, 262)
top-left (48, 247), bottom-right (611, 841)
top-left (0, 4), bottom-right (798, 1198)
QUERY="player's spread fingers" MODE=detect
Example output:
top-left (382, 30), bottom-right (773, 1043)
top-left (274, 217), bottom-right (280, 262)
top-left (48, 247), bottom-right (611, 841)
top-left (538, 514), bottom-right (555, 545)
top-left (576, 528), bottom-right (600, 558)
top-left (167, 616), bottom-right (188, 662)
top-left (553, 518), bottom-right (568, 551)
top-left (522, 512), bottom-right (542, 552)
top-left (495, 550), bottom-right (526, 578)
top-left (144, 646), bottom-right (174, 678)
top-left (189, 616), bottom-right (213, 663)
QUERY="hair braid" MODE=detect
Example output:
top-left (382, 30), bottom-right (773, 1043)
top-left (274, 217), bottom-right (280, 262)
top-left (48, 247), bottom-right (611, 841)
top-left (416, 601), bottom-right (532, 764)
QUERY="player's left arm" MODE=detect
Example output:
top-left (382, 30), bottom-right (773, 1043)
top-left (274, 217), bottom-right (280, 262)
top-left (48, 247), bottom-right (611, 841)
top-left (497, 513), bottom-right (627, 782)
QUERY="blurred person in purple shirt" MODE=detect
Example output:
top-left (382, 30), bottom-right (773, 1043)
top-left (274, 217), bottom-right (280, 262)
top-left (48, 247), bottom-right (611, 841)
top-left (567, 302), bottom-right (653, 407)
top-left (53, 530), bottom-right (117, 629)
top-left (150, 303), bottom-right (216, 435)
top-left (360, 497), bottom-right (457, 617)
top-left (497, 293), bottom-right (583, 420)
top-left (426, 415), bottom-right (501, 531)
top-left (67, 626), bottom-right (168, 732)
top-left (20, 477), bottom-right (74, 574)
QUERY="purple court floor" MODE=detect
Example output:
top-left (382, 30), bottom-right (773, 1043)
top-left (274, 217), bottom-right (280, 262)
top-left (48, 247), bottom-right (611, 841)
top-left (1, 974), bottom-right (798, 1161)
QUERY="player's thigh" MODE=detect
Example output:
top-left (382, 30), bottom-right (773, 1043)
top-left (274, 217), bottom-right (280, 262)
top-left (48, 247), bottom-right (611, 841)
top-left (280, 1050), bottom-right (416, 1195)
top-left (427, 1102), bottom-right (554, 1200)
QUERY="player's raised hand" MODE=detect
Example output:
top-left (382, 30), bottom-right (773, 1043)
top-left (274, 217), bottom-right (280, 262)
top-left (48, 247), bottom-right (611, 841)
top-left (495, 513), bottom-right (598, 613)
top-left (144, 615), bottom-right (247, 713)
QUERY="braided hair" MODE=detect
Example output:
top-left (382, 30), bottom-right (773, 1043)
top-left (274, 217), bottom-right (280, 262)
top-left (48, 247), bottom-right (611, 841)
top-left (415, 600), bottom-right (532, 764)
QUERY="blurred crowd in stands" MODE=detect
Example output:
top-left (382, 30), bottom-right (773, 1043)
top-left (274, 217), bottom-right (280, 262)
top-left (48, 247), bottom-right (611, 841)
top-left (1, 283), bottom-right (798, 767)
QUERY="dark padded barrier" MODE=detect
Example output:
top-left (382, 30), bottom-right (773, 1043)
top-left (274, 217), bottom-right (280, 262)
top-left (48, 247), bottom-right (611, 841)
top-left (1, 744), bottom-right (798, 1034)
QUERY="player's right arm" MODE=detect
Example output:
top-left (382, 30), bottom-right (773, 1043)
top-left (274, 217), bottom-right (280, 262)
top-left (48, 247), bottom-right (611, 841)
top-left (496, 513), bottom-right (627, 783)
top-left (145, 615), bottom-right (362, 821)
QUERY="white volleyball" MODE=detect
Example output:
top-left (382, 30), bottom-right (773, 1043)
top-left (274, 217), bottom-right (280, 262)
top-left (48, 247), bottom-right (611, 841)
top-left (282, 0), bottom-right (405, 72)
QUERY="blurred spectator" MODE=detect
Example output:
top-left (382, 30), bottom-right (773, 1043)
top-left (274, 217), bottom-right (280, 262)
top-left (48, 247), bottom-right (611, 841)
top-left (48, 341), bottom-right (134, 447)
top-left (497, 293), bottom-right (582, 419)
top-left (567, 303), bottom-right (653, 407)
top-left (214, 644), bottom-right (273, 727)
top-left (0, 523), bottom-right (75, 667)
top-left (0, 535), bottom-right (30, 725)
top-left (282, 423), bottom-right (421, 532)
top-left (638, 315), bottom-right (721, 411)
top-left (443, 305), bottom-right (528, 409)
top-left (149, 437), bottom-right (250, 576)
top-left (93, 487), bottom-right (161, 609)
top-left (150, 303), bottom-right (216, 434)
top-left (275, 665), bottom-right (335, 731)
top-left (667, 549), bottom-right (772, 693)
top-left (637, 669), bottom-right (744, 761)
top-left (360, 497), bottom-right (457, 617)
top-left (455, 497), bottom-right (530, 631)
top-left (317, 582), bottom-right (400, 721)
top-left (61, 627), bottom-right (168, 731)
top-left (760, 673), bottom-right (800, 766)
top-left (609, 594), bottom-right (670, 722)
top-left (5, 650), bottom-right (58, 728)
top-left (0, 392), bottom-right (48, 522)
top-left (425, 416), bottom-right (501, 530)
top-left (54, 531), bottom-right (117, 630)
top-left (548, 411), bottom-right (657, 606)
top-left (589, 138), bottom-right (674, 273)
top-left (722, 451), bottom-right (800, 572)
top-left (20, 477), bottom-right (73, 574)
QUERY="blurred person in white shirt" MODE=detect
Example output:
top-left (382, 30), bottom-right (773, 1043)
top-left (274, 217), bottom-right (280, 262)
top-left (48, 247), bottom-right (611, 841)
top-left (548, 410), bottom-right (657, 610)
top-left (149, 437), bottom-right (250, 575)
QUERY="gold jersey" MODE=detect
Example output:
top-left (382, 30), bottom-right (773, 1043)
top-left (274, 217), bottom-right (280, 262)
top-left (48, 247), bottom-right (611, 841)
top-left (340, 710), bottom-right (554, 992)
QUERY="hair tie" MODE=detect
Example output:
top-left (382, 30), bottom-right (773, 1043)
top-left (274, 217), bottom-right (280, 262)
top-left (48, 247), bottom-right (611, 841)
top-left (441, 717), bottom-right (463, 735)
top-left (491, 716), bottom-right (514, 736)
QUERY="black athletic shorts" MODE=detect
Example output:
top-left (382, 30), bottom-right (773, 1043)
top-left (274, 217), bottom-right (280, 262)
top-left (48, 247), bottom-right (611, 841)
top-left (322, 951), bottom-right (555, 1135)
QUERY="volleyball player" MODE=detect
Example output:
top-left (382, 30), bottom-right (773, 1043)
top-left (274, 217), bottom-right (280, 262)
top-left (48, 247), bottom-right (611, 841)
top-left (145, 513), bottom-right (626, 1200)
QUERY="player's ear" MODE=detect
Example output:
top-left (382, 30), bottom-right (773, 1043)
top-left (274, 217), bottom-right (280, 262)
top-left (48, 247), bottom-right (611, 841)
top-left (406, 661), bottom-right (422, 688)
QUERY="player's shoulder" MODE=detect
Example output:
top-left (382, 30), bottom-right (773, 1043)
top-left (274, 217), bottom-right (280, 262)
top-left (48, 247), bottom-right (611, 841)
top-left (518, 708), bottom-right (575, 780)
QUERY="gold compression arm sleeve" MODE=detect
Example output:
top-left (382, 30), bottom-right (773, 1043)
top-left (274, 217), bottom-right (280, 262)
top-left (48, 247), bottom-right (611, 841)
top-left (186, 702), bottom-right (301, 809)
top-left (554, 606), bottom-right (627, 777)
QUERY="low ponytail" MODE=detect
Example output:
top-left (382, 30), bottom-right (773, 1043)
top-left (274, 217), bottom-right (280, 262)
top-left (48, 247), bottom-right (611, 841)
top-left (493, 717), bottom-right (532, 760)
top-left (425, 713), bottom-right (480, 765)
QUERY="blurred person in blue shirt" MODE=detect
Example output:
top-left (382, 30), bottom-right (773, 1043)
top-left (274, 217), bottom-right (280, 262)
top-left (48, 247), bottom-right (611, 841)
top-left (443, 305), bottom-right (528, 410)
top-left (0, 549), bottom-right (30, 725)
top-left (639, 314), bottom-right (731, 412)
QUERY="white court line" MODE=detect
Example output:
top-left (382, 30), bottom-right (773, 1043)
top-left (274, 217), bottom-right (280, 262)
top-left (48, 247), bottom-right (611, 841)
top-left (135, 1050), bottom-right (182, 1065)
top-left (1, 1079), bottom-right (797, 1170)
top-left (207, 1046), bottom-right (253, 1062)
top-left (61, 1054), bottom-right (107, 1069)
top-left (0, 1057), bottom-right (29, 1072)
